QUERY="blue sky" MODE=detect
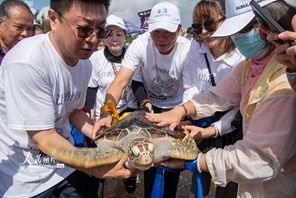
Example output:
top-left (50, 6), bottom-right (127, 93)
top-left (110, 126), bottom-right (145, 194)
top-left (29, 0), bottom-right (48, 10)
top-left (0, 0), bottom-right (295, 32)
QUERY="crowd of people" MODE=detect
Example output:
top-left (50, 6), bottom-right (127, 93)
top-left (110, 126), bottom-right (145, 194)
top-left (0, 0), bottom-right (296, 198)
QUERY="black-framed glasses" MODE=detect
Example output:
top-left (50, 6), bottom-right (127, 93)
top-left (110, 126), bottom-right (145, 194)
top-left (191, 17), bottom-right (225, 35)
top-left (239, 19), bottom-right (258, 34)
top-left (56, 11), bottom-right (112, 39)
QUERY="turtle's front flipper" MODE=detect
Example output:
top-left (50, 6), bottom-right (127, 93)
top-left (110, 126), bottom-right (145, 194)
top-left (51, 147), bottom-right (124, 168)
top-left (167, 129), bottom-right (199, 161)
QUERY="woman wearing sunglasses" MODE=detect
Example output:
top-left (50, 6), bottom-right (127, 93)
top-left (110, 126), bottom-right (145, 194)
top-left (183, 1), bottom-right (246, 197)
top-left (146, 0), bottom-right (296, 197)
top-left (87, 14), bottom-right (139, 195)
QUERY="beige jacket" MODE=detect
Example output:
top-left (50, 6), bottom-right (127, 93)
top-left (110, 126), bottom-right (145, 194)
top-left (190, 55), bottom-right (296, 198)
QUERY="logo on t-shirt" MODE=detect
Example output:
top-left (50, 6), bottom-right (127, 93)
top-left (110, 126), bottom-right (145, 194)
top-left (20, 148), bottom-right (64, 169)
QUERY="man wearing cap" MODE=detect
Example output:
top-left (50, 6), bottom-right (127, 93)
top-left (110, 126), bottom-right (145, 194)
top-left (87, 14), bottom-right (139, 195)
top-left (96, 2), bottom-right (192, 197)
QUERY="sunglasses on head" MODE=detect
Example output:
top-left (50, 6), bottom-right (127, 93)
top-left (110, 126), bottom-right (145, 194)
top-left (56, 10), bottom-right (112, 39)
top-left (191, 17), bottom-right (225, 35)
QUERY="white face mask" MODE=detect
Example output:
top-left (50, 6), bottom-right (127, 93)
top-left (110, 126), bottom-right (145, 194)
top-left (231, 28), bottom-right (270, 59)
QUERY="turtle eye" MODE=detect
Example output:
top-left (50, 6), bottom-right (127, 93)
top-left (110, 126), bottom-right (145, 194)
top-left (131, 147), bottom-right (140, 158)
top-left (148, 144), bottom-right (154, 155)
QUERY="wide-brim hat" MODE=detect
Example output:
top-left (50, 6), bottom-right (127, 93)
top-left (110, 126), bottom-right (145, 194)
top-left (212, 0), bottom-right (277, 37)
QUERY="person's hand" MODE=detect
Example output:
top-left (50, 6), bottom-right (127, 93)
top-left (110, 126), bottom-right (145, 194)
top-left (92, 112), bottom-right (112, 140)
top-left (159, 158), bottom-right (185, 169)
top-left (93, 155), bottom-right (141, 179)
top-left (176, 120), bottom-right (192, 130)
top-left (260, 15), bottom-right (296, 72)
top-left (184, 125), bottom-right (216, 140)
top-left (145, 102), bottom-right (154, 113)
top-left (145, 106), bottom-right (184, 131)
top-left (86, 108), bottom-right (95, 121)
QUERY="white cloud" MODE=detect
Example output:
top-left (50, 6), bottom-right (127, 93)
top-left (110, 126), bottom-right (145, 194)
top-left (38, 6), bottom-right (50, 19)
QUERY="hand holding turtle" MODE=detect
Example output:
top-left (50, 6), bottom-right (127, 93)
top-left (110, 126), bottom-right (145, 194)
top-left (184, 125), bottom-right (217, 140)
top-left (145, 101), bottom-right (196, 131)
top-left (92, 114), bottom-right (112, 140)
top-left (145, 109), bottom-right (182, 131)
top-left (91, 154), bottom-right (141, 179)
top-left (160, 153), bottom-right (207, 173)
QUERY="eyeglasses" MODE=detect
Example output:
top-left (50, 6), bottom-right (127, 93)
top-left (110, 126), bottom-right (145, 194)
top-left (56, 11), bottom-right (112, 39)
top-left (191, 17), bottom-right (225, 35)
top-left (239, 19), bottom-right (258, 34)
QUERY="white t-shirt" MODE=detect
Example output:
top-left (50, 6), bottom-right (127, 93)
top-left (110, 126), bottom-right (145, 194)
top-left (0, 34), bottom-right (92, 197)
top-left (184, 40), bottom-right (246, 135)
top-left (124, 32), bottom-right (192, 109)
top-left (88, 50), bottom-right (138, 121)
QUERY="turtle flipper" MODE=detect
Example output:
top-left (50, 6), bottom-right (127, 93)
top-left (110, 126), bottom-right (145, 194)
top-left (167, 129), bottom-right (199, 160)
top-left (51, 147), bottom-right (124, 168)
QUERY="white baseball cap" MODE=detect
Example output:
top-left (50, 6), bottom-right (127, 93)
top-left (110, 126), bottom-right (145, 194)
top-left (148, 1), bottom-right (181, 33)
top-left (212, 0), bottom-right (276, 37)
top-left (107, 14), bottom-right (125, 30)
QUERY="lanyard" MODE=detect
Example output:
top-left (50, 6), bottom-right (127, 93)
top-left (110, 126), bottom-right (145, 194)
top-left (110, 61), bottom-right (126, 99)
top-left (111, 62), bottom-right (118, 75)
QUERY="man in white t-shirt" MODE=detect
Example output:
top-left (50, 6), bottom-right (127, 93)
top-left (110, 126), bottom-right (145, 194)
top-left (0, 0), bottom-right (137, 198)
top-left (96, 2), bottom-right (192, 198)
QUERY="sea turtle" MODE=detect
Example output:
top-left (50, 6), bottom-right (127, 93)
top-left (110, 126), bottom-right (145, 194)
top-left (51, 110), bottom-right (199, 170)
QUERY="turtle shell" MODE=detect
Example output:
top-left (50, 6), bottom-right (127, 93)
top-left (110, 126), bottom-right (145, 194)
top-left (51, 110), bottom-right (199, 170)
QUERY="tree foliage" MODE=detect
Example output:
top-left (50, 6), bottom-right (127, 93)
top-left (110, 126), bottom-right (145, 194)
top-left (126, 33), bottom-right (144, 44)
top-left (33, 10), bottom-right (51, 33)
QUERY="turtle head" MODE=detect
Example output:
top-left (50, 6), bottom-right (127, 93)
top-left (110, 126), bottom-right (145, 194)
top-left (127, 138), bottom-right (154, 170)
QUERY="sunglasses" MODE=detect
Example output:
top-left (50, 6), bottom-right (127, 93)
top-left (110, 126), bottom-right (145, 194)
top-left (239, 19), bottom-right (258, 34)
top-left (191, 17), bottom-right (225, 35)
top-left (56, 11), bottom-right (112, 39)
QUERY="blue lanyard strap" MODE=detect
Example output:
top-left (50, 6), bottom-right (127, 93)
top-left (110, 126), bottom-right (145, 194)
top-left (151, 159), bottom-right (203, 198)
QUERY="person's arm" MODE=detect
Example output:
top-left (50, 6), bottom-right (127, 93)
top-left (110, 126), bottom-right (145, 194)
top-left (182, 107), bottom-right (238, 140)
top-left (27, 129), bottom-right (137, 179)
top-left (211, 106), bottom-right (239, 136)
top-left (105, 66), bottom-right (134, 109)
top-left (93, 67), bottom-right (134, 138)
top-left (132, 80), bottom-right (148, 103)
top-left (146, 100), bottom-right (197, 131)
top-left (146, 62), bottom-right (243, 131)
top-left (132, 80), bottom-right (153, 112)
top-left (182, 55), bottom-right (192, 92)
top-left (183, 125), bottom-right (215, 140)
top-left (86, 87), bottom-right (98, 115)
top-left (206, 94), bottom-right (296, 186)
top-left (69, 109), bottom-right (94, 139)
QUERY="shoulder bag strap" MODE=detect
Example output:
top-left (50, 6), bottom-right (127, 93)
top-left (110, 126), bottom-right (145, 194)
top-left (204, 53), bottom-right (216, 86)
